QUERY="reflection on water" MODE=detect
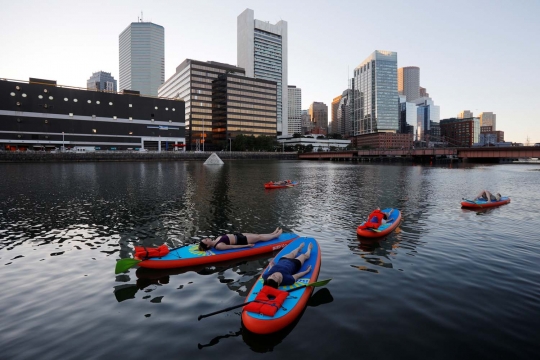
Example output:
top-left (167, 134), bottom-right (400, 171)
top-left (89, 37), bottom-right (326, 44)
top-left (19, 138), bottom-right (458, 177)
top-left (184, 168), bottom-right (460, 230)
top-left (1, 161), bottom-right (540, 359)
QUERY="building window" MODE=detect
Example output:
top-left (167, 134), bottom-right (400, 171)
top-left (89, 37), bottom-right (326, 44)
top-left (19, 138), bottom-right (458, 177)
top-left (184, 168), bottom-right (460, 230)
top-left (10, 92), bottom-right (15, 96)
top-left (129, 104), bottom-right (132, 107)
top-left (96, 101), bottom-right (100, 104)
top-left (69, 113), bottom-right (73, 117)
top-left (92, 129), bottom-right (97, 133)
top-left (38, 95), bottom-right (43, 99)
top-left (22, 93), bottom-right (27, 97)
top-left (73, 99), bottom-right (78, 102)
top-left (49, 96), bottom-right (53, 100)
top-left (87, 100), bottom-right (91, 104)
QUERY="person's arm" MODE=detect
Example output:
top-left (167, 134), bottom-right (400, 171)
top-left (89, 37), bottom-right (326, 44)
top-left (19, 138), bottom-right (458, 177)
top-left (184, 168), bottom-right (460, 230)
top-left (293, 265), bottom-right (312, 280)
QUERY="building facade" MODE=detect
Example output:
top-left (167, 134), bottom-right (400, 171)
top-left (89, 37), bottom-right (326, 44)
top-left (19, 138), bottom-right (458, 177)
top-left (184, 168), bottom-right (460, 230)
top-left (301, 109), bottom-right (310, 135)
top-left (477, 112), bottom-right (496, 130)
top-left (158, 59), bottom-right (277, 151)
top-left (308, 102), bottom-right (328, 134)
top-left (440, 117), bottom-right (480, 147)
top-left (338, 89), bottom-right (353, 138)
top-left (119, 21), bottom-right (164, 96)
top-left (352, 50), bottom-right (399, 136)
top-left (330, 95), bottom-right (342, 135)
top-left (1, 78), bottom-right (185, 151)
top-left (212, 73), bottom-right (277, 147)
top-left (87, 71), bottom-right (117, 92)
top-left (158, 60), bottom-right (246, 150)
top-left (287, 85), bottom-right (302, 135)
top-left (237, 8), bottom-right (288, 135)
top-left (352, 132), bottom-right (413, 149)
top-left (398, 66), bottom-right (420, 102)
top-left (399, 95), bottom-right (417, 137)
top-left (458, 110), bottom-right (473, 119)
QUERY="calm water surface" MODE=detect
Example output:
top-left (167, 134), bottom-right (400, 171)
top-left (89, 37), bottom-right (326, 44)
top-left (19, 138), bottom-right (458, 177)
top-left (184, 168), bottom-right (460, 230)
top-left (0, 160), bottom-right (539, 359)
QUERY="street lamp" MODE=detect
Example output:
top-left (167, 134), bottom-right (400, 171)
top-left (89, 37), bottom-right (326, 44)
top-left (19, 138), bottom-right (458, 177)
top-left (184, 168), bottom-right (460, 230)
top-left (62, 131), bottom-right (64, 151)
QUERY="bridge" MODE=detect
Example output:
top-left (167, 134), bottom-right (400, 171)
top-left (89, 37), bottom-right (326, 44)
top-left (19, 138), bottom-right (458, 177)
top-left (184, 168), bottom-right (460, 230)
top-left (298, 147), bottom-right (540, 162)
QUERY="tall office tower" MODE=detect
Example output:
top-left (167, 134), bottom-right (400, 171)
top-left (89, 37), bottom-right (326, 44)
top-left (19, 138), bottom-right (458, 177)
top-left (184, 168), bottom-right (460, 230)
top-left (398, 66), bottom-right (420, 102)
top-left (399, 95), bottom-right (418, 137)
top-left (477, 112), bottom-right (496, 130)
top-left (414, 96), bottom-right (440, 141)
top-left (238, 8), bottom-right (288, 135)
top-left (119, 21), bottom-right (164, 96)
top-left (458, 110), bottom-right (473, 119)
top-left (301, 109), bottom-right (310, 134)
top-left (87, 71), bottom-right (117, 92)
top-left (158, 59), bottom-right (246, 150)
top-left (339, 89), bottom-right (353, 137)
top-left (331, 95), bottom-right (342, 134)
top-left (308, 102), bottom-right (328, 134)
top-left (288, 86), bottom-right (302, 135)
top-left (352, 50), bottom-right (399, 136)
top-left (419, 87), bottom-right (429, 98)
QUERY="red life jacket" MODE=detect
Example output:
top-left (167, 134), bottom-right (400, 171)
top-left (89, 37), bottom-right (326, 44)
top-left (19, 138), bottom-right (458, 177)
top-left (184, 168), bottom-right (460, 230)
top-left (243, 285), bottom-right (289, 317)
top-left (358, 209), bottom-right (385, 230)
top-left (134, 245), bottom-right (170, 260)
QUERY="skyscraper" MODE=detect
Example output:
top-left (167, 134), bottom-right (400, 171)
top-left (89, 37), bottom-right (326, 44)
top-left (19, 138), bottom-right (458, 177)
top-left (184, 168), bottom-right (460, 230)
top-left (398, 66), bottom-right (420, 102)
top-left (119, 21), bottom-right (164, 96)
top-left (308, 102), bottom-right (328, 134)
top-left (331, 95), bottom-right (342, 135)
top-left (352, 50), bottom-right (398, 135)
top-left (238, 8), bottom-right (288, 135)
top-left (87, 71), bottom-right (117, 92)
top-left (477, 112), bottom-right (496, 130)
top-left (288, 86), bottom-right (302, 135)
top-left (458, 110), bottom-right (473, 119)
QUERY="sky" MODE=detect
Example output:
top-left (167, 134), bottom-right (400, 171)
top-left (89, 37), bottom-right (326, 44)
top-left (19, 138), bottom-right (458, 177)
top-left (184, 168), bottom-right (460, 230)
top-left (1, 0), bottom-right (539, 143)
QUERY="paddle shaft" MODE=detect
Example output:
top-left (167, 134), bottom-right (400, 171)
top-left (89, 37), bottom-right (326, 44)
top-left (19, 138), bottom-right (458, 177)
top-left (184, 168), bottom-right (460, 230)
top-left (197, 280), bottom-right (327, 321)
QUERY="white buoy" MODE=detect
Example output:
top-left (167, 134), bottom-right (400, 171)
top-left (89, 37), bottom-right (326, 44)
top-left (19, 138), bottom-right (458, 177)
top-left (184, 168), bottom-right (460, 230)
top-left (204, 152), bottom-right (224, 165)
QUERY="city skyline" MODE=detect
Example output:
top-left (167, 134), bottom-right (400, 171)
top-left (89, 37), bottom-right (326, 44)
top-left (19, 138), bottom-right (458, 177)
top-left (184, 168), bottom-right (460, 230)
top-left (1, 0), bottom-right (538, 143)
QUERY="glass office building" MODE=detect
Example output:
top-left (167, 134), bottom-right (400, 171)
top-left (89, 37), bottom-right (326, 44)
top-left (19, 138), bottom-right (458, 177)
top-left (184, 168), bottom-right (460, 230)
top-left (352, 50), bottom-right (398, 136)
top-left (119, 21), bottom-right (164, 96)
top-left (238, 9), bottom-right (288, 135)
top-left (87, 71), bottom-right (117, 92)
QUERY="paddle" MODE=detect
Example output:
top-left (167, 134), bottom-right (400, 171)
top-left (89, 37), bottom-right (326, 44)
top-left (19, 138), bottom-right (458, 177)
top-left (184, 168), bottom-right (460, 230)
top-left (115, 258), bottom-right (141, 274)
top-left (197, 278), bottom-right (332, 321)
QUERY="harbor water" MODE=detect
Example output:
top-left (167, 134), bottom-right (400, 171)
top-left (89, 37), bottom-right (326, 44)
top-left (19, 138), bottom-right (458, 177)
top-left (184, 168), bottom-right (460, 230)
top-left (0, 160), bottom-right (539, 359)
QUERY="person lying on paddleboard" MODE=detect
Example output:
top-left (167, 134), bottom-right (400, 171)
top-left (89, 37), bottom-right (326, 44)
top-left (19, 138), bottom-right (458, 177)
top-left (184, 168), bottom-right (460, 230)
top-left (474, 190), bottom-right (502, 202)
top-left (198, 227), bottom-right (283, 251)
top-left (357, 207), bottom-right (391, 230)
top-left (262, 242), bottom-right (312, 288)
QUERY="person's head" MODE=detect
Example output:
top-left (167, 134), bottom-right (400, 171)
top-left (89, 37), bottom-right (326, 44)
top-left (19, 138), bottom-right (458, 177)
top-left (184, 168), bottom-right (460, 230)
top-left (495, 193), bottom-right (502, 201)
top-left (198, 238), bottom-right (213, 251)
top-left (264, 272), bottom-right (283, 288)
top-left (383, 213), bottom-right (388, 220)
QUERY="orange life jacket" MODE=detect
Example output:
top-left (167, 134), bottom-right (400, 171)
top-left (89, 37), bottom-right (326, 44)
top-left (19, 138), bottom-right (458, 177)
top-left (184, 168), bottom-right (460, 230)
top-left (243, 285), bottom-right (289, 317)
top-left (358, 209), bottom-right (385, 230)
top-left (134, 245), bottom-right (170, 260)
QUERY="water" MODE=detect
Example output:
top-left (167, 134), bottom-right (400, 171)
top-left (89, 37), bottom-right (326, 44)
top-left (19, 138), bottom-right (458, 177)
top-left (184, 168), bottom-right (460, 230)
top-left (0, 161), bottom-right (539, 359)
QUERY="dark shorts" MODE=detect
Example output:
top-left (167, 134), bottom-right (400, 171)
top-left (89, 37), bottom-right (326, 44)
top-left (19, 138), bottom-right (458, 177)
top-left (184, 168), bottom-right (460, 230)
top-left (279, 258), bottom-right (302, 273)
top-left (234, 233), bottom-right (248, 245)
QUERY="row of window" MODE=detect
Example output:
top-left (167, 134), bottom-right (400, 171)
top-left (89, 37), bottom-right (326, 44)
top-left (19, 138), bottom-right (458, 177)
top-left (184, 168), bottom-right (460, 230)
top-left (227, 89), bottom-right (276, 101)
top-left (227, 120), bottom-right (275, 128)
top-left (228, 95), bottom-right (276, 106)
top-left (228, 101), bottom-right (276, 111)
top-left (9, 92), bottom-right (177, 111)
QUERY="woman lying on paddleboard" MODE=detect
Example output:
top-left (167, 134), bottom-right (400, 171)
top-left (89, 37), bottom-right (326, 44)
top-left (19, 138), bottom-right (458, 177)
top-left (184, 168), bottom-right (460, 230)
top-left (198, 227), bottom-right (283, 251)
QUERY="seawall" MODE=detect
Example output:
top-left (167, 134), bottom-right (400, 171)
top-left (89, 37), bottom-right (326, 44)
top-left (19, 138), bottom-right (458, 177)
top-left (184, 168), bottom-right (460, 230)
top-left (0, 151), bottom-right (298, 163)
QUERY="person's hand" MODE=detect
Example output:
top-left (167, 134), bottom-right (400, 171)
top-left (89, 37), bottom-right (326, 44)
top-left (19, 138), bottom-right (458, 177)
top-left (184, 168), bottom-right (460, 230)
top-left (306, 265), bottom-right (312, 272)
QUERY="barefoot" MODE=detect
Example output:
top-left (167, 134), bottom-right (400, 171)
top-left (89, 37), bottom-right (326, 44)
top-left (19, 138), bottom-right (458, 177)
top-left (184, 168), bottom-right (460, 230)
top-left (307, 243), bottom-right (313, 251)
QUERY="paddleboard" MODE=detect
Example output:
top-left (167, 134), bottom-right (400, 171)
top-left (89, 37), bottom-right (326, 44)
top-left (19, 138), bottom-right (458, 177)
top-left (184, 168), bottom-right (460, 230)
top-left (356, 208), bottom-right (402, 238)
top-left (242, 236), bottom-right (321, 334)
top-left (461, 197), bottom-right (511, 209)
top-left (264, 181), bottom-right (298, 189)
top-left (137, 232), bottom-right (298, 269)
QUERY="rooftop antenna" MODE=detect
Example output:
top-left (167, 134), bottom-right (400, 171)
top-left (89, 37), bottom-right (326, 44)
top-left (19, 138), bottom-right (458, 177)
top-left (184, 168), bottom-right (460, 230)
top-left (141, 11), bottom-right (143, 22)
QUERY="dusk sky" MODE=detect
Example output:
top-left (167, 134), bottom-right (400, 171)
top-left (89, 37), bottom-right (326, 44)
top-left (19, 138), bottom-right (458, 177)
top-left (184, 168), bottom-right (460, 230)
top-left (1, 0), bottom-right (539, 143)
